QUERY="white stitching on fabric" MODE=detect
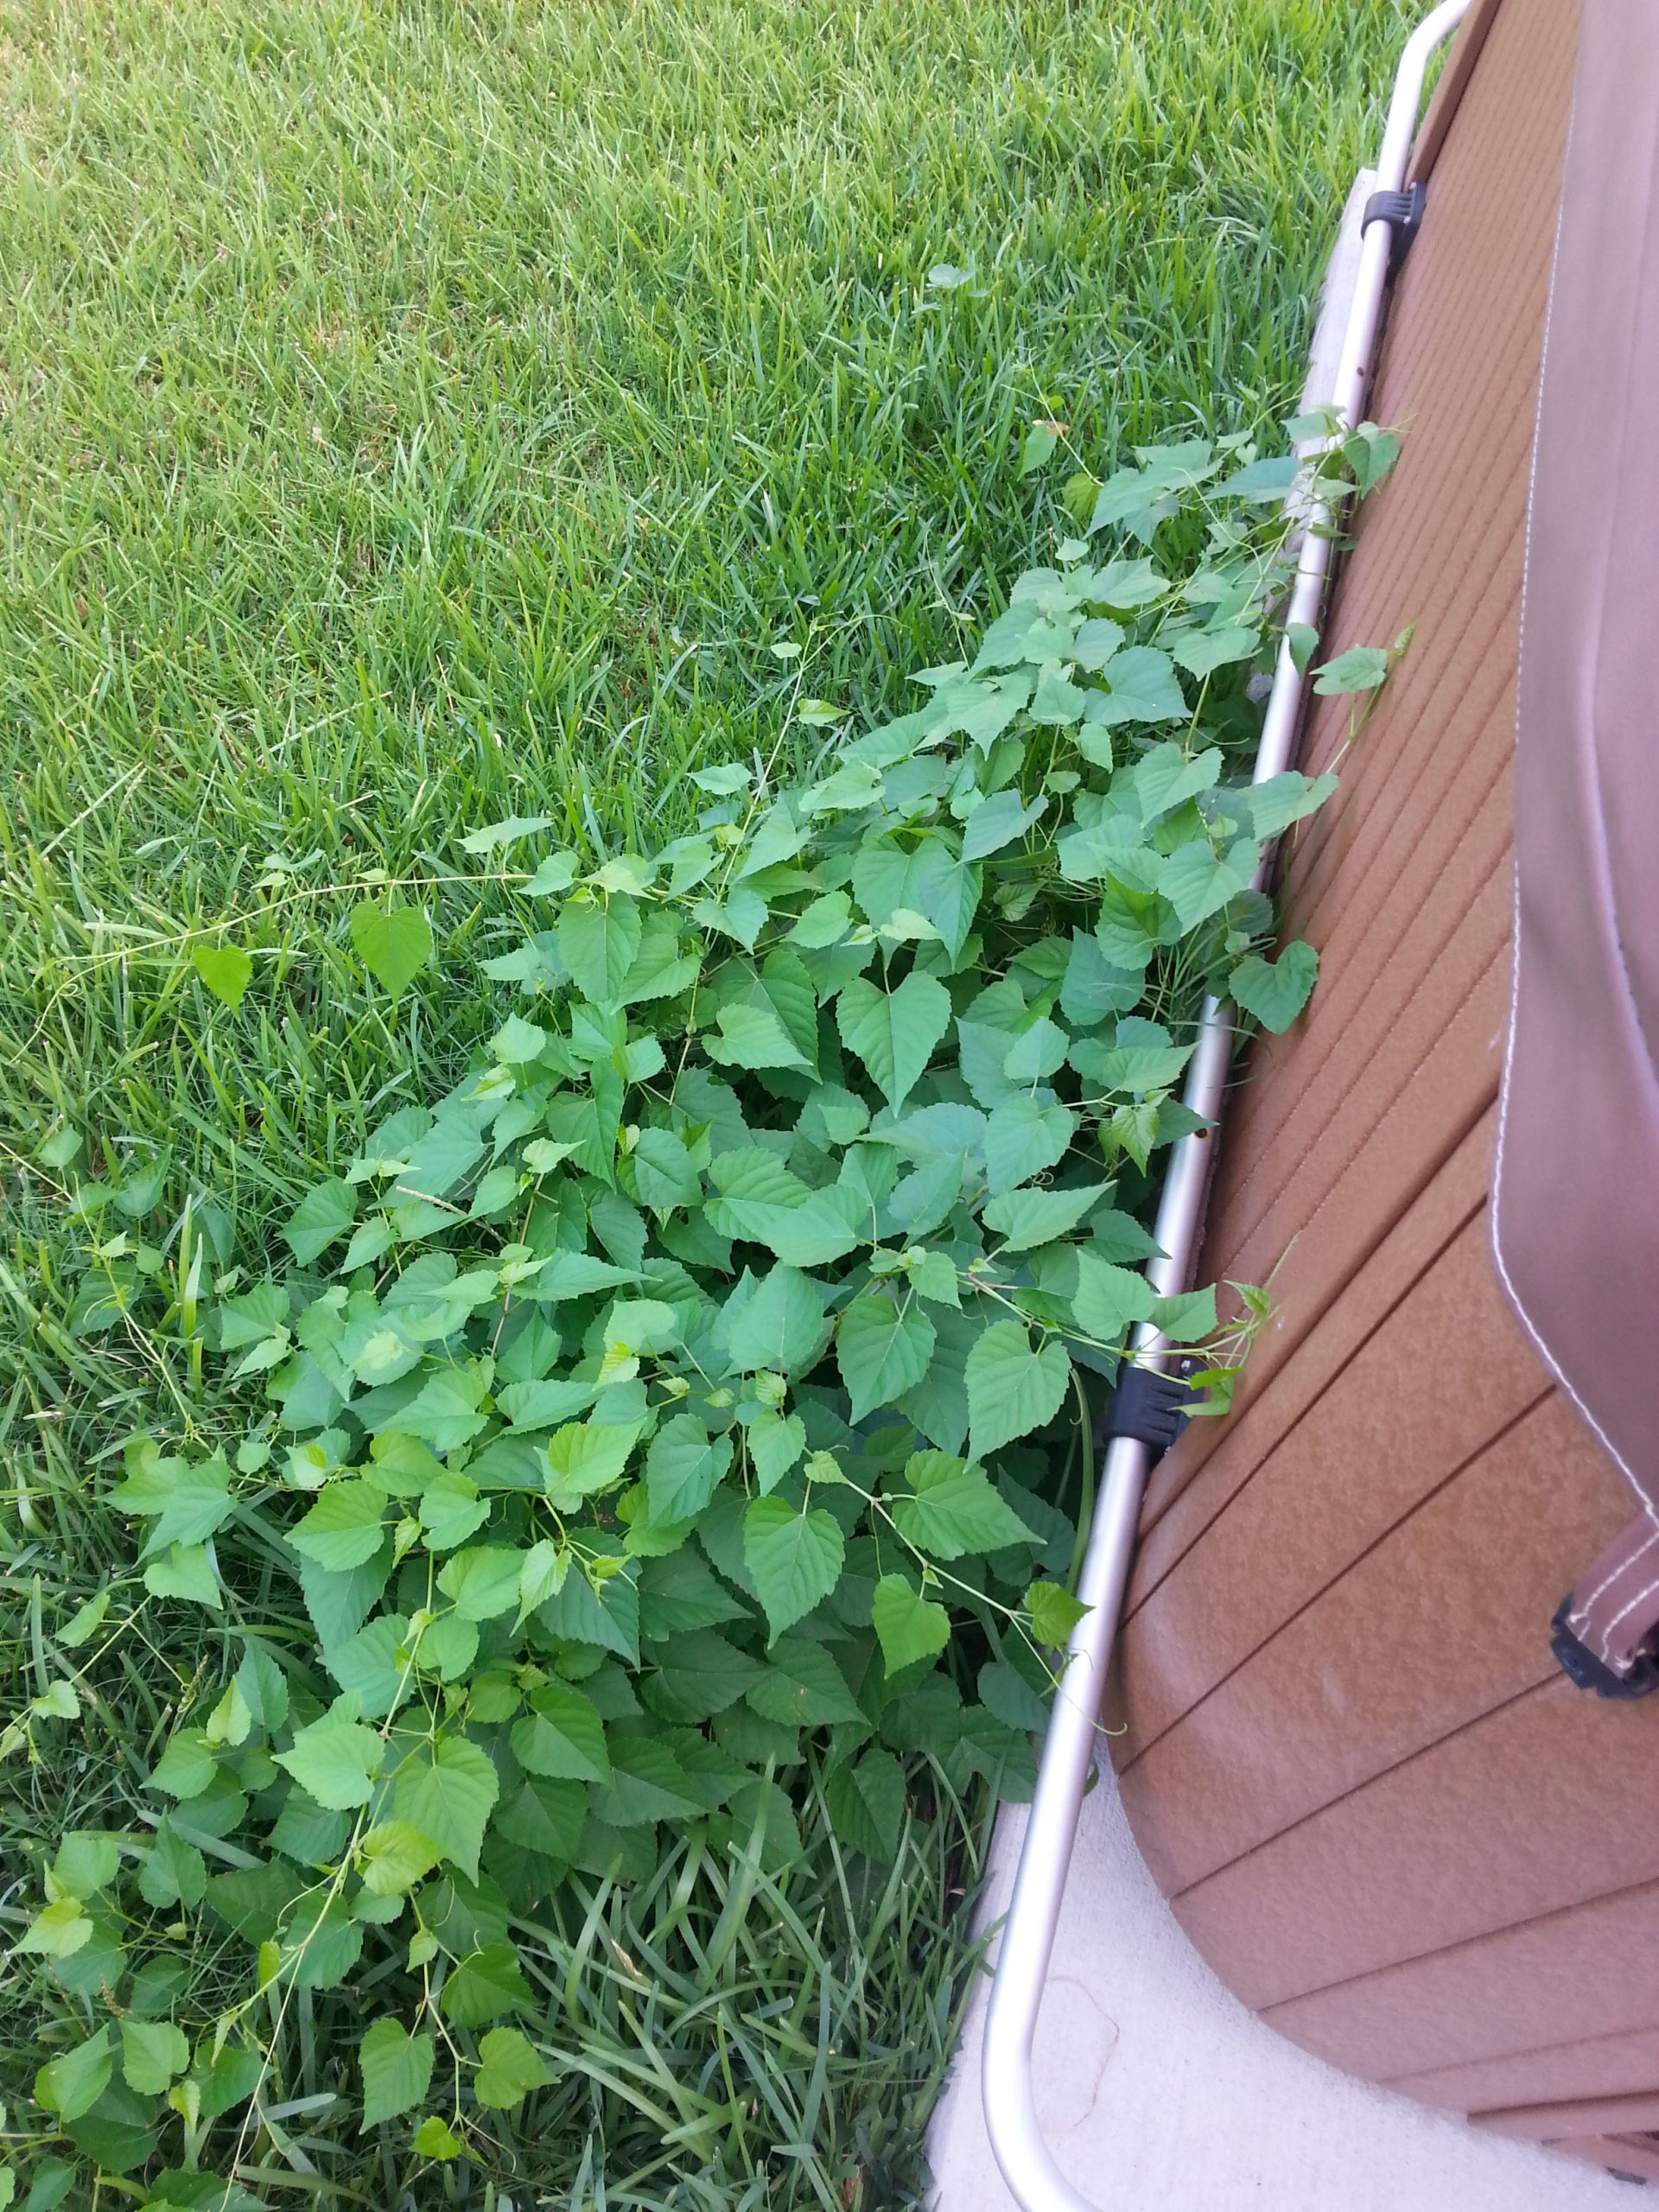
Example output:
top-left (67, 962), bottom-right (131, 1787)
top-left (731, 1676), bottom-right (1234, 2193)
top-left (1569, 1522), bottom-right (1659, 1637)
top-left (1592, 1567), bottom-right (1659, 1664)
top-left (1488, 61), bottom-right (1655, 1511)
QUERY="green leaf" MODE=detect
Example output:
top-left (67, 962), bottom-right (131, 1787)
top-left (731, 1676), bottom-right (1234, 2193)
top-left (1019, 422), bottom-right (1058, 475)
top-left (705, 999), bottom-right (811, 1072)
top-left (474, 2025), bottom-right (556, 2111)
top-left (1169, 623), bottom-right (1259, 677)
top-left (743, 1498), bottom-right (846, 1640)
top-left (641, 1630), bottom-right (766, 1722)
top-left (1072, 1251), bottom-right (1156, 1341)
top-left (836, 970), bottom-right (953, 1111)
top-left (871, 1575), bottom-right (950, 1674)
top-left (143, 1542), bottom-right (223, 1610)
top-left (282, 1178), bottom-right (356, 1263)
top-left (747, 1639), bottom-right (864, 1725)
top-left (823, 1746), bottom-right (906, 1859)
top-left (1312, 643), bottom-right (1390, 695)
top-left (982, 1182), bottom-right (1108, 1254)
top-left (747, 1409), bottom-right (808, 1494)
top-left (1151, 1284), bottom-right (1219, 1344)
top-left (1083, 645), bottom-right (1185, 734)
top-left (510, 1681), bottom-right (610, 1785)
top-left (391, 1737), bottom-right (499, 1881)
top-left (966, 1322), bottom-right (1071, 1458)
top-left (121, 2019), bottom-right (189, 2095)
top-left (836, 1289), bottom-right (936, 1421)
top-left (17, 1898), bottom-right (91, 1959)
top-left (629, 1127), bottom-right (701, 1211)
top-left (289, 1478), bottom-right (388, 1573)
top-left (350, 902), bottom-right (434, 996)
top-left (558, 894), bottom-right (642, 1005)
top-left (192, 943), bottom-right (253, 1009)
top-left (1244, 771), bottom-right (1338, 840)
top-left (544, 1421), bottom-right (639, 1507)
top-left (959, 788), bottom-right (1048, 863)
top-left (56, 1590), bottom-right (110, 1649)
top-left (358, 1821), bottom-right (443, 1896)
top-left (51, 1832), bottom-right (121, 1900)
top-left (413, 2116), bottom-right (466, 2159)
top-left (1026, 1579), bottom-right (1090, 1648)
top-left (274, 1706), bottom-right (385, 1810)
top-left (645, 1414), bottom-right (734, 1524)
top-left (1157, 835), bottom-right (1261, 931)
top-left (1129, 741), bottom-right (1224, 823)
top-left (463, 812), bottom-right (555, 855)
top-left (440, 1943), bottom-right (532, 2026)
top-left (359, 2018), bottom-right (435, 2129)
top-left (1229, 941), bottom-right (1319, 1032)
top-left (149, 1729), bottom-right (218, 1801)
top-left (983, 1098), bottom-right (1076, 1196)
top-left (888, 1451), bottom-right (1037, 1560)
top-left (435, 1545), bottom-right (524, 1623)
top-left (35, 2027), bottom-right (112, 2123)
top-left (718, 1263), bottom-right (830, 1376)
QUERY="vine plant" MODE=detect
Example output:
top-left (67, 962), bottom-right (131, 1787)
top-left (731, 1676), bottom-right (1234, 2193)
top-left (8, 412), bottom-right (1398, 2206)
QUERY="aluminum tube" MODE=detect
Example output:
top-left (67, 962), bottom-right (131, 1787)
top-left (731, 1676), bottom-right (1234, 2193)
top-left (980, 10), bottom-right (1471, 2209)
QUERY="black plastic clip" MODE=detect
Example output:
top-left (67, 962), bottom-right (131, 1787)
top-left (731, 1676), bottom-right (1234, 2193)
top-left (1549, 1596), bottom-right (1659, 1701)
top-left (1099, 1362), bottom-right (1202, 1462)
top-left (1362, 181), bottom-right (1428, 277)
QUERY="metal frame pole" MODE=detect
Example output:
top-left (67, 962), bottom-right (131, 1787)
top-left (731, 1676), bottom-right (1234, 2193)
top-left (979, 9), bottom-right (1472, 2205)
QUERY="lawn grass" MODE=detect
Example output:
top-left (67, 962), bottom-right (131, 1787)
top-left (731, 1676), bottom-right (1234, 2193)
top-left (1, 1), bottom-right (1411, 2202)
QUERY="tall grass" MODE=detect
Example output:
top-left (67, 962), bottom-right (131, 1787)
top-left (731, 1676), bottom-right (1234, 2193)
top-left (1, 1), bottom-right (1411, 2200)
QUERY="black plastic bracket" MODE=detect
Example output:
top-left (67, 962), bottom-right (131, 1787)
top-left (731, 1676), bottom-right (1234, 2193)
top-left (1099, 1363), bottom-right (1202, 1462)
top-left (1549, 1595), bottom-right (1659, 1701)
top-left (1363, 181), bottom-right (1428, 277)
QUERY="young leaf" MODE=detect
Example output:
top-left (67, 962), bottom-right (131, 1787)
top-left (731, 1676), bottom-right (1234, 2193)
top-left (358, 1821), bottom-right (443, 1896)
top-left (717, 1264), bottom-right (830, 1376)
top-left (122, 2018), bottom-right (190, 2094)
top-left (1229, 941), bottom-right (1319, 1032)
top-left (359, 2018), bottom-right (435, 2129)
top-left (350, 903), bottom-right (434, 996)
top-left (474, 2025), bottom-right (556, 2110)
top-left (645, 1414), bottom-right (734, 1524)
top-left (192, 942), bottom-right (253, 1009)
top-left (283, 1178), bottom-right (356, 1264)
top-left (35, 2027), bottom-right (112, 2123)
top-left (836, 969), bottom-right (952, 1111)
top-left (435, 1544), bottom-right (525, 1623)
top-left (509, 1680), bottom-right (611, 1785)
top-left (823, 1745), bottom-right (907, 1859)
top-left (391, 1737), bottom-right (499, 1881)
top-left (743, 1498), bottom-right (846, 1640)
top-left (288, 1478), bottom-right (389, 1573)
top-left (966, 1322), bottom-right (1071, 1458)
top-left (836, 1288), bottom-right (936, 1421)
top-left (414, 2116), bottom-right (467, 2159)
top-left (747, 1409), bottom-right (808, 1494)
top-left (1026, 1579), bottom-right (1090, 1649)
top-left (1150, 1284), bottom-right (1219, 1344)
top-left (872, 1574), bottom-right (950, 1674)
top-left (558, 894), bottom-right (642, 1005)
top-left (983, 1098), bottom-right (1076, 1196)
top-left (1312, 643), bottom-right (1390, 696)
top-left (274, 1706), bottom-right (385, 1810)
top-left (1072, 1251), bottom-right (1156, 1341)
top-left (705, 1000), bottom-right (812, 1072)
top-left (982, 1181), bottom-right (1108, 1254)
top-left (888, 1451), bottom-right (1038, 1560)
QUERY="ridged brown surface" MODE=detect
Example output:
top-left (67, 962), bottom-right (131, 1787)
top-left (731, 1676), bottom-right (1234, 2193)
top-left (1106, 0), bottom-right (1659, 2163)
